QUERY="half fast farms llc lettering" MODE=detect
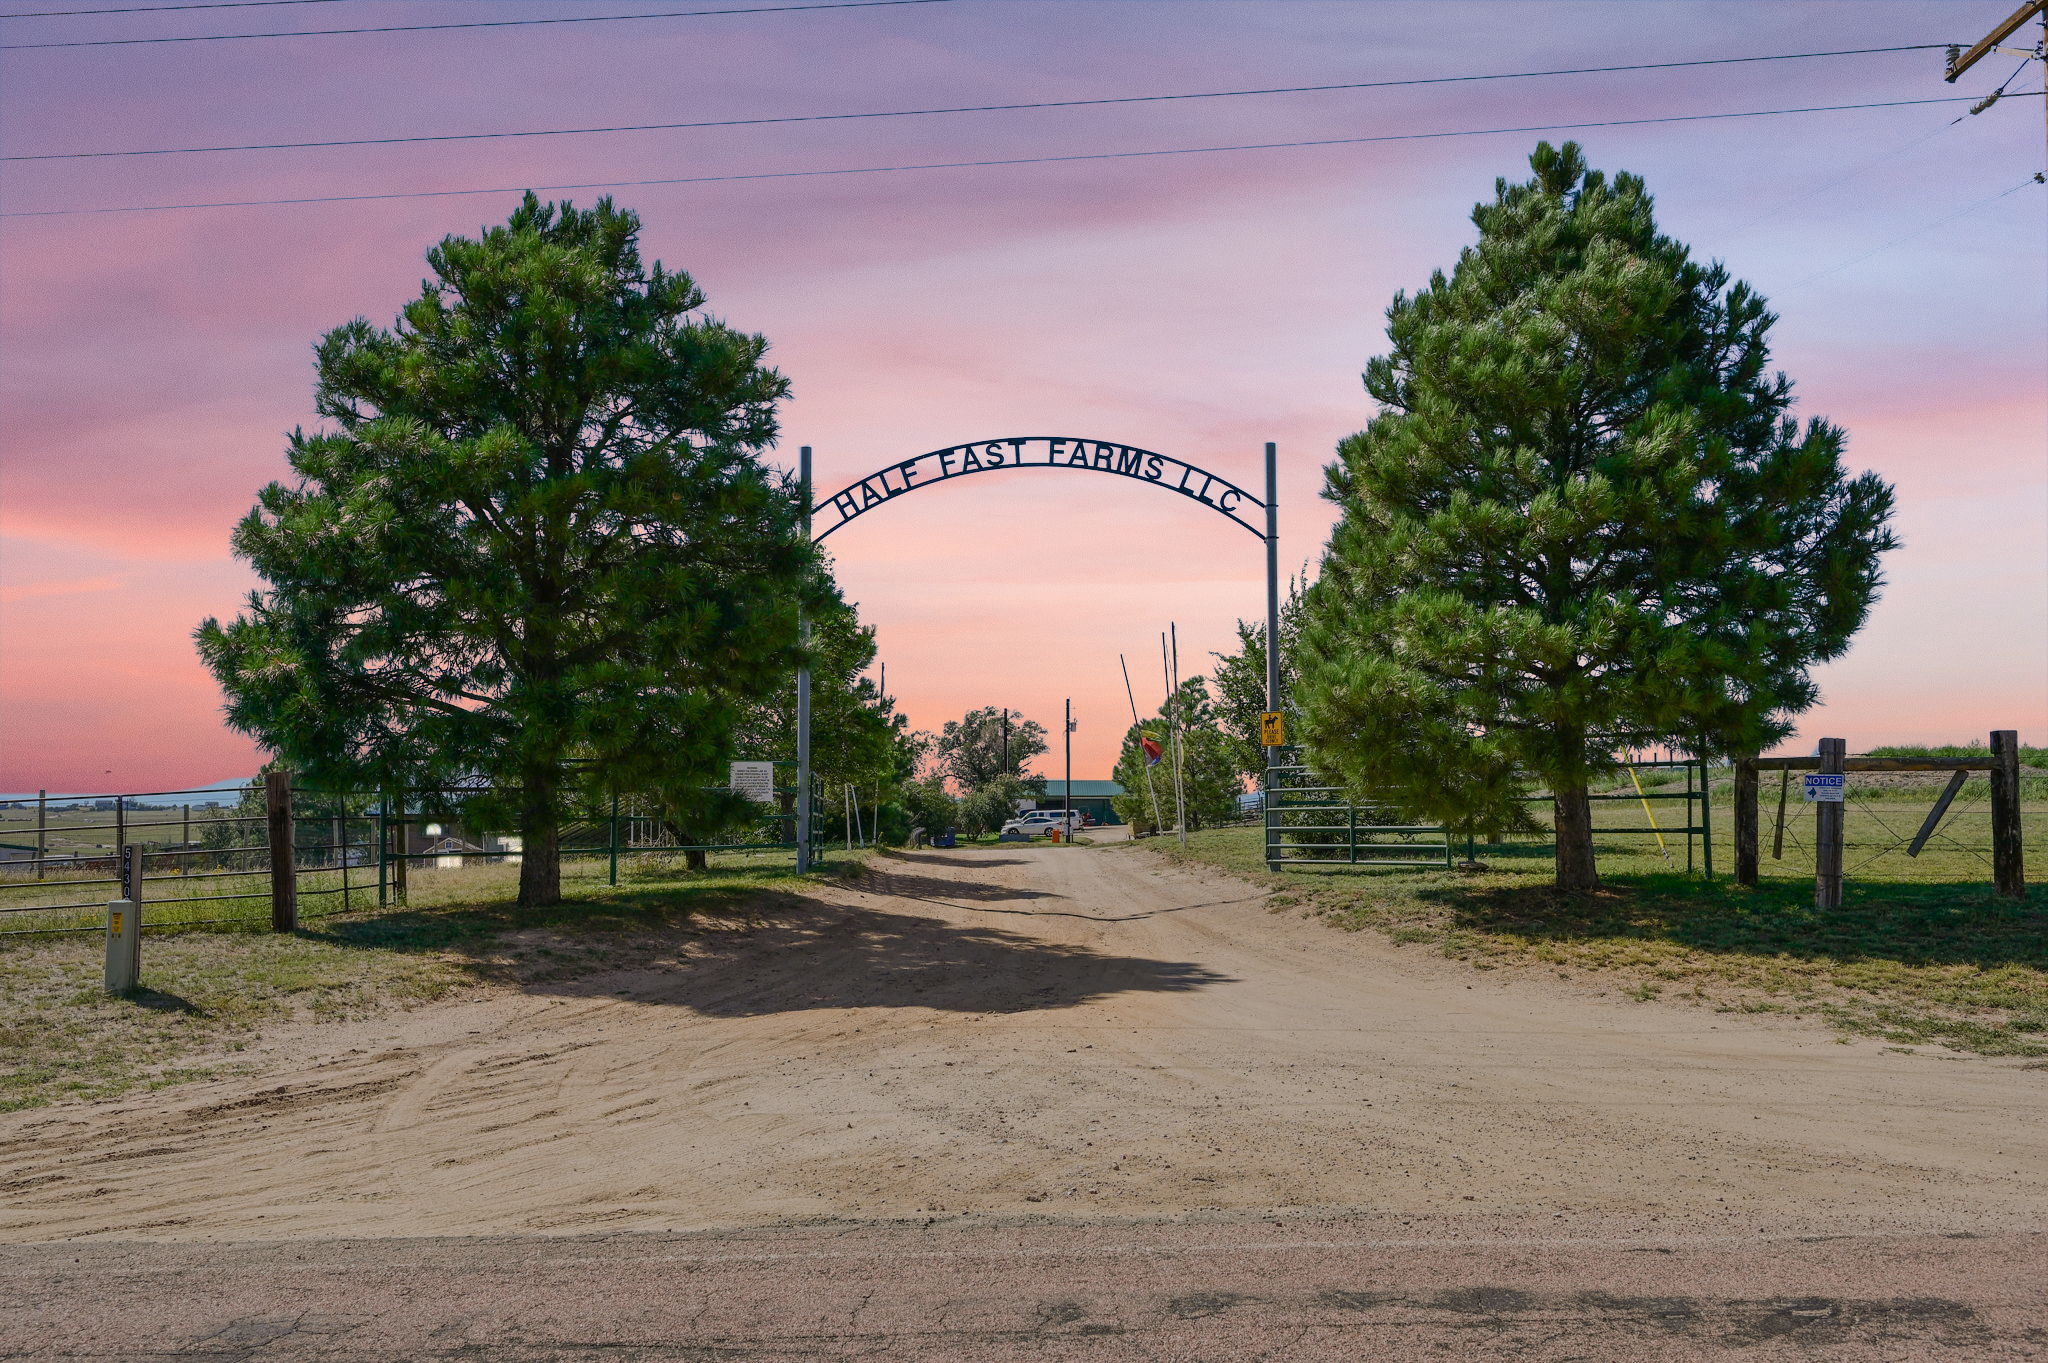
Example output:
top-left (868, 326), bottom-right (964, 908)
top-left (813, 437), bottom-right (1266, 540)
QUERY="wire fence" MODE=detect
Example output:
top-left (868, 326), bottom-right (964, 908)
top-left (1750, 767), bottom-right (2045, 886)
top-left (0, 775), bottom-right (823, 938)
top-left (1256, 742), bottom-right (2041, 893)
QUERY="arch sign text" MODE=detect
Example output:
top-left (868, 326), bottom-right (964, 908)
top-left (813, 436), bottom-right (1266, 540)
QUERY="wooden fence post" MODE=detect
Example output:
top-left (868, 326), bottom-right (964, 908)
top-left (265, 769), bottom-right (298, 932)
top-left (1990, 729), bottom-right (2026, 899)
top-left (1815, 738), bottom-right (1845, 910)
top-left (1733, 755), bottom-right (1758, 887)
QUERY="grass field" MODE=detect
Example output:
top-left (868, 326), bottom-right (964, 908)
top-left (0, 848), bottom-right (851, 1114)
top-left (1153, 787), bottom-right (2048, 1056)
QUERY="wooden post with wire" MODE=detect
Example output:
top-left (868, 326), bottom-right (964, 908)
top-left (264, 768), bottom-right (297, 932)
top-left (1989, 729), bottom-right (2027, 898)
top-left (1814, 738), bottom-right (1846, 911)
top-left (1734, 755), bottom-right (1759, 887)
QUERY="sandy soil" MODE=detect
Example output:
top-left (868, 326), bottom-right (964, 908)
top-left (3, 843), bottom-right (2044, 1244)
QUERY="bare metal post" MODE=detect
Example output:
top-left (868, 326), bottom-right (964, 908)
top-left (796, 445), bottom-right (814, 873)
top-left (34, 789), bottom-right (45, 881)
top-left (1990, 729), bottom-right (2026, 898)
top-left (1815, 738), bottom-right (1845, 910)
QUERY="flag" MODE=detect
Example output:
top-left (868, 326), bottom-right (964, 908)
top-left (1139, 734), bottom-right (1164, 766)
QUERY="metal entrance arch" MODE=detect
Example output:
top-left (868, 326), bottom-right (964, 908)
top-left (791, 438), bottom-right (1282, 871)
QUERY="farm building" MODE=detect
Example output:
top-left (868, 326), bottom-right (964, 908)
top-left (1029, 780), bottom-right (1126, 825)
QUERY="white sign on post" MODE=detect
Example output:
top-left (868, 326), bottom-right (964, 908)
top-left (729, 761), bottom-right (776, 804)
top-left (1803, 774), bottom-right (1846, 803)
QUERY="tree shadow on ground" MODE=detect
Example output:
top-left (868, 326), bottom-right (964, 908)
top-left (539, 897), bottom-right (1233, 1016)
top-left (1408, 871), bottom-right (2048, 973)
top-left (307, 885), bottom-right (1231, 1017)
top-left (887, 851), bottom-right (1035, 869)
top-left (852, 866), bottom-right (1065, 903)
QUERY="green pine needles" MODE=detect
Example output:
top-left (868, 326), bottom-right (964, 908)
top-left (1295, 142), bottom-right (1897, 891)
top-left (196, 194), bottom-right (820, 906)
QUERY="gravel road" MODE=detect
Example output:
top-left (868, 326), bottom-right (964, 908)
top-left (3, 842), bottom-right (2043, 1358)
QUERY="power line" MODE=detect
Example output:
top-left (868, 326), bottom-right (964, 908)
top-left (2, 93), bottom-right (2018, 220)
top-left (1781, 169), bottom-right (2046, 289)
top-left (0, 0), bottom-right (346, 15)
top-left (2, 44), bottom-right (1953, 162)
top-left (0, 0), bottom-right (950, 48)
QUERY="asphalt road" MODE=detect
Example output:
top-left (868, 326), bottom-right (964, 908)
top-left (7, 1216), bottom-right (2044, 1361)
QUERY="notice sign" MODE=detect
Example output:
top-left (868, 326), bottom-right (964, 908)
top-left (1803, 773), bottom-right (1846, 803)
top-left (1259, 711), bottom-right (1286, 746)
top-left (729, 761), bottom-right (776, 804)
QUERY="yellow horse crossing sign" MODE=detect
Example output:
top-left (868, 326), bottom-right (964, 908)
top-left (1259, 711), bottom-right (1286, 746)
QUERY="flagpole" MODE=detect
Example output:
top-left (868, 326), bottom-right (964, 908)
top-left (1121, 653), bottom-right (1165, 834)
top-left (1163, 628), bottom-right (1187, 847)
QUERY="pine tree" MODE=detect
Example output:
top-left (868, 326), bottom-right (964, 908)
top-left (1295, 143), bottom-right (1896, 891)
top-left (196, 195), bottom-right (816, 906)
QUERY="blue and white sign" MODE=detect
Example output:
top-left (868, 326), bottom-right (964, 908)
top-left (1803, 773), bottom-right (1846, 803)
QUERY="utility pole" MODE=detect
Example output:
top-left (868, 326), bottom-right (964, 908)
top-left (1063, 698), bottom-right (1073, 842)
top-left (1945, 0), bottom-right (2048, 161)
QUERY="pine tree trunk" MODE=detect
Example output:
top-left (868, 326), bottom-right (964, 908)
top-left (518, 778), bottom-right (563, 907)
top-left (685, 849), bottom-right (708, 871)
top-left (1552, 778), bottom-right (1599, 891)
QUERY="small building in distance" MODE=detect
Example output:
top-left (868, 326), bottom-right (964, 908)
top-left (1030, 780), bottom-right (1126, 826)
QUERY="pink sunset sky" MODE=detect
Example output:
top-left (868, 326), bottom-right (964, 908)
top-left (1, 0), bottom-right (2043, 792)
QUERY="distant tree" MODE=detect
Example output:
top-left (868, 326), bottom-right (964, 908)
top-left (935, 707), bottom-right (1049, 790)
top-left (958, 775), bottom-right (1044, 836)
top-left (197, 194), bottom-right (816, 906)
top-left (1109, 679), bottom-right (1245, 834)
top-left (1294, 142), bottom-right (1896, 891)
top-left (896, 777), bottom-right (960, 840)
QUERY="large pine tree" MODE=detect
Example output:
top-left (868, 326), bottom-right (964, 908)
top-left (1295, 143), bottom-right (1896, 891)
top-left (197, 194), bottom-right (817, 906)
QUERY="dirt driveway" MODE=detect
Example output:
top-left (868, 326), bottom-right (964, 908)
top-left (3, 843), bottom-right (2044, 1356)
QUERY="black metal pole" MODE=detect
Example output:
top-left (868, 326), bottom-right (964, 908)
top-left (796, 445), bottom-right (813, 873)
top-left (1264, 442), bottom-right (1280, 728)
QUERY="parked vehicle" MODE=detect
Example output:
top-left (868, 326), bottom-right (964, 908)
top-left (999, 809), bottom-right (1085, 838)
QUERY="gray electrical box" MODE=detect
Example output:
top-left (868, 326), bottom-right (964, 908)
top-left (104, 898), bottom-right (140, 994)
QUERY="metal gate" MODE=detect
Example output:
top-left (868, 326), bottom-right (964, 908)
top-left (1263, 748), bottom-right (1453, 870)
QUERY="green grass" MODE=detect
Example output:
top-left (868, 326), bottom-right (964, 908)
top-left (1862, 741), bottom-right (2048, 767)
top-left (1148, 820), bottom-right (2048, 1057)
top-left (0, 848), bottom-right (856, 1114)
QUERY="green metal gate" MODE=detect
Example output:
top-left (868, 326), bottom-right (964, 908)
top-left (1263, 748), bottom-right (1453, 870)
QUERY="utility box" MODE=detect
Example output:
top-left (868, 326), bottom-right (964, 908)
top-left (104, 898), bottom-right (140, 994)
